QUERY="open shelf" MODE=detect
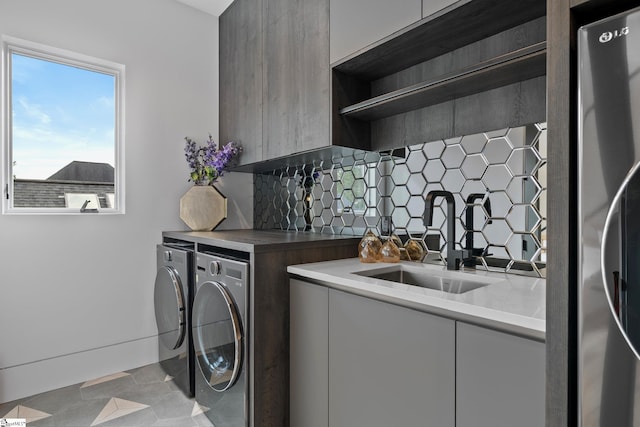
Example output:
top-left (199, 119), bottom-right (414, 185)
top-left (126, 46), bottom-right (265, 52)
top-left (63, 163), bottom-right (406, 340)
top-left (332, 0), bottom-right (546, 80)
top-left (330, 0), bottom-right (546, 152)
top-left (339, 42), bottom-right (546, 121)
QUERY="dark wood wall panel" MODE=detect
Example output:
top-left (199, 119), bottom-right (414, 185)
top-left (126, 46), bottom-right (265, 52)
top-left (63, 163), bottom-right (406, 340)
top-left (370, 76), bottom-right (545, 152)
top-left (371, 101), bottom-right (455, 150)
top-left (547, 0), bottom-right (574, 425)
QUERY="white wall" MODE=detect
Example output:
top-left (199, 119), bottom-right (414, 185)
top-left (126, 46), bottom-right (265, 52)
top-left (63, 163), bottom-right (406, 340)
top-left (0, 0), bottom-right (252, 403)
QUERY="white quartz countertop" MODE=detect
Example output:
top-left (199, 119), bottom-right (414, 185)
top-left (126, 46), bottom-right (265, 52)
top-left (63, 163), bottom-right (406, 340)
top-left (288, 258), bottom-right (546, 341)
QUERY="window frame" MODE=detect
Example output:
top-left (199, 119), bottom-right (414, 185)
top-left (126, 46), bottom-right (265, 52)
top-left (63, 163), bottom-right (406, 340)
top-left (1, 35), bottom-right (125, 214)
top-left (335, 162), bottom-right (377, 217)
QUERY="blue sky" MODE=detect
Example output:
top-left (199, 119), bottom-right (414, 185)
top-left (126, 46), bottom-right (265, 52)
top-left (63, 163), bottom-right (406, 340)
top-left (11, 53), bottom-right (115, 180)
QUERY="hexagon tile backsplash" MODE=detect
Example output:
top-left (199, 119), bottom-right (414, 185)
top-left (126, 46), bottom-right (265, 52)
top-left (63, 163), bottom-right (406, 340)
top-left (254, 123), bottom-right (547, 277)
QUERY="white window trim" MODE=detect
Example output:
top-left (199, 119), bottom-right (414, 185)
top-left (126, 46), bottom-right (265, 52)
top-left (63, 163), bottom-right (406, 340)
top-left (1, 35), bottom-right (125, 214)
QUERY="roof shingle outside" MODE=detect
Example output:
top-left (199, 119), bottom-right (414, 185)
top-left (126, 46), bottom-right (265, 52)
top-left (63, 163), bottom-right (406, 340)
top-left (14, 180), bottom-right (115, 208)
top-left (47, 161), bottom-right (114, 183)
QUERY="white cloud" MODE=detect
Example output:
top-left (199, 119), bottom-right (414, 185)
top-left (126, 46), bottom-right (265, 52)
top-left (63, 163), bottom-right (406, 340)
top-left (94, 96), bottom-right (114, 109)
top-left (12, 125), bottom-right (114, 180)
top-left (17, 96), bottom-right (51, 125)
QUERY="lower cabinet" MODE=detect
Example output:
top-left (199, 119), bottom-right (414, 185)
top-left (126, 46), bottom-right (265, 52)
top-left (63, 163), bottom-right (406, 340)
top-left (290, 279), bottom-right (545, 427)
top-left (456, 322), bottom-right (545, 427)
top-left (290, 279), bottom-right (329, 427)
top-left (329, 289), bottom-right (456, 427)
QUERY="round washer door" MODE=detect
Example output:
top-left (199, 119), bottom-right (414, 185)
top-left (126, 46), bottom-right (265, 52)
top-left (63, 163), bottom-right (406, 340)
top-left (154, 266), bottom-right (186, 350)
top-left (192, 281), bottom-right (243, 392)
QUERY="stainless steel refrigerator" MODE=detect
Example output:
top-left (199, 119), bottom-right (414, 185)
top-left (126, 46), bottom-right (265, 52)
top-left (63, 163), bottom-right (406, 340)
top-left (579, 6), bottom-right (640, 426)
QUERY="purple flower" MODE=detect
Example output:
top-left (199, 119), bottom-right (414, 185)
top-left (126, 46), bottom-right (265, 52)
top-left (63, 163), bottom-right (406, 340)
top-left (298, 169), bottom-right (320, 189)
top-left (184, 136), bottom-right (242, 185)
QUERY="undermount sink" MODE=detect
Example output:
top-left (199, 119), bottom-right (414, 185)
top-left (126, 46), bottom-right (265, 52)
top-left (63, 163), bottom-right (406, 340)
top-left (353, 265), bottom-right (492, 294)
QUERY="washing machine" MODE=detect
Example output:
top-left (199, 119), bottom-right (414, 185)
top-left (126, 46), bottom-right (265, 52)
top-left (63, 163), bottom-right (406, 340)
top-left (193, 251), bottom-right (249, 427)
top-left (154, 242), bottom-right (195, 396)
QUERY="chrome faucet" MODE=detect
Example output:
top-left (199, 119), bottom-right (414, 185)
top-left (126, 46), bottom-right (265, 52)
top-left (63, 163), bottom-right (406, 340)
top-left (424, 190), bottom-right (471, 270)
top-left (464, 193), bottom-right (492, 267)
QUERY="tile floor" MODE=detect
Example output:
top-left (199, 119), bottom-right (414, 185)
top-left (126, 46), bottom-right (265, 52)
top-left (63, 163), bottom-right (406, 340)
top-left (0, 363), bottom-right (213, 427)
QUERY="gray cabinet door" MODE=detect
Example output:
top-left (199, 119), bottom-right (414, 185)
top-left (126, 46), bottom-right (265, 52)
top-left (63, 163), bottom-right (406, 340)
top-left (290, 279), bottom-right (329, 427)
top-left (328, 289), bottom-right (456, 427)
top-left (330, 0), bottom-right (421, 64)
top-left (219, 0), bottom-right (263, 165)
top-left (422, 0), bottom-right (457, 18)
top-left (263, 0), bottom-right (330, 158)
top-left (456, 322), bottom-right (545, 427)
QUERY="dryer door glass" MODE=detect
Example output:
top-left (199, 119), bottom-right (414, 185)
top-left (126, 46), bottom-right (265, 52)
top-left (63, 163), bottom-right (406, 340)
top-left (154, 266), bottom-right (186, 350)
top-left (193, 281), bottom-right (242, 392)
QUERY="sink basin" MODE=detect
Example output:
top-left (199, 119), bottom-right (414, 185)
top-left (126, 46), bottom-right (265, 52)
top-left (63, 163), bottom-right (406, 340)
top-left (354, 265), bottom-right (491, 294)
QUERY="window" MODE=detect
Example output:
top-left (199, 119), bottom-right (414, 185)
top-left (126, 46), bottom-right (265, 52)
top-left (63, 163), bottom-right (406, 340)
top-left (2, 36), bottom-right (125, 214)
top-left (336, 163), bottom-right (377, 216)
top-left (64, 193), bottom-right (101, 210)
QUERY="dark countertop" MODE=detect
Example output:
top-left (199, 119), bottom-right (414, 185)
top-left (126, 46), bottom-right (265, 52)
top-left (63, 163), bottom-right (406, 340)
top-left (162, 229), bottom-right (361, 254)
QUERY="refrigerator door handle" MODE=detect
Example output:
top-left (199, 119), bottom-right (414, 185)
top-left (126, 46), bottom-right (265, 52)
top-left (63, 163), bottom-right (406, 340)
top-left (613, 270), bottom-right (621, 318)
top-left (601, 161), bottom-right (640, 358)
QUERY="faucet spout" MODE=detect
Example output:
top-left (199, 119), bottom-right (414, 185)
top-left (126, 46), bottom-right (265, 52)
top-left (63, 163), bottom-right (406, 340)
top-left (424, 190), bottom-right (468, 270)
top-left (464, 193), bottom-right (492, 267)
top-left (424, 190), bottom-right (455, 227)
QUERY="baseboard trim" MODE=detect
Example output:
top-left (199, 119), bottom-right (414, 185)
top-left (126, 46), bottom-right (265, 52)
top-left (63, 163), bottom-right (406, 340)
top-left (0, 336), bottom-right (159, 403)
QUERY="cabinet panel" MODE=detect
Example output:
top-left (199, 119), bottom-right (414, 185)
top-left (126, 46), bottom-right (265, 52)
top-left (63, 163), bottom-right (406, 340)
top-left (422, 0), bottom-right (457, 18)
top-left (264, 0), bottom-right (330, 157)
top-left (456, 322), bottom-right (545, 427)
top-left (328, 289), bottom-right (455, 427)
top-left (219, 0), bottom-right (263, 165)
top-left (330, 0), bottom-right (421, 64)
top-left (290, 279), bottom-right (329, 427)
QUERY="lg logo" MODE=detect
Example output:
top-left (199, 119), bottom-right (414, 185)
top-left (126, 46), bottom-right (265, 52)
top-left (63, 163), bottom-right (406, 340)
top-left (600, 27), bottom-right (630, 43)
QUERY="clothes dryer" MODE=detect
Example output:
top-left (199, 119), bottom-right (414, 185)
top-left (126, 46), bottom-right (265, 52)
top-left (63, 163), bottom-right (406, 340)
top-left (193, 251), bottom-right (249, 427)
top-left (154, 243), bottom-right (195, 396)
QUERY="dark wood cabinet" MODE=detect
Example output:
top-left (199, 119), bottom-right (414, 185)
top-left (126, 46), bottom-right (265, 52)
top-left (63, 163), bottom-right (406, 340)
top-left (263, 0), bottom-right (330, 156)
top-left (332, 0), bottom-right (547, 151)
top-left (219, 0), bottom-right (263, 165)
top-left (221, 0), bottom-right (333, 169)
top-left (222, 0), bottom-right (548, 171)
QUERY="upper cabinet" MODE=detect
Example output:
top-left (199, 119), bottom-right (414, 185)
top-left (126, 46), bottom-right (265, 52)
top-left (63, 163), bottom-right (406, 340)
top-left (223, 0), bottom-right (355, 171)
top-left (330, 0), bottom-right (465, 64)
top-left (263, 0), bottom-right (330, 156)
top-left (219, 0), bottom-right (263, 165)
top-left (222, 0), bottom-right (547, 171)
top-left (423, 0), bottom-right (459, 18)
top-left (332, 0), bottom-right (547, 151)
top-left (329, 0), bottom-right (422, 64)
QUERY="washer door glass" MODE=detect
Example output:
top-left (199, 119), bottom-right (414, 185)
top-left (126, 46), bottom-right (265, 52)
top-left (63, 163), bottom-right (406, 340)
top-left (154, 266), bottom-right (186, 350)
top-left (193, 281), bottom-right (243, 392)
